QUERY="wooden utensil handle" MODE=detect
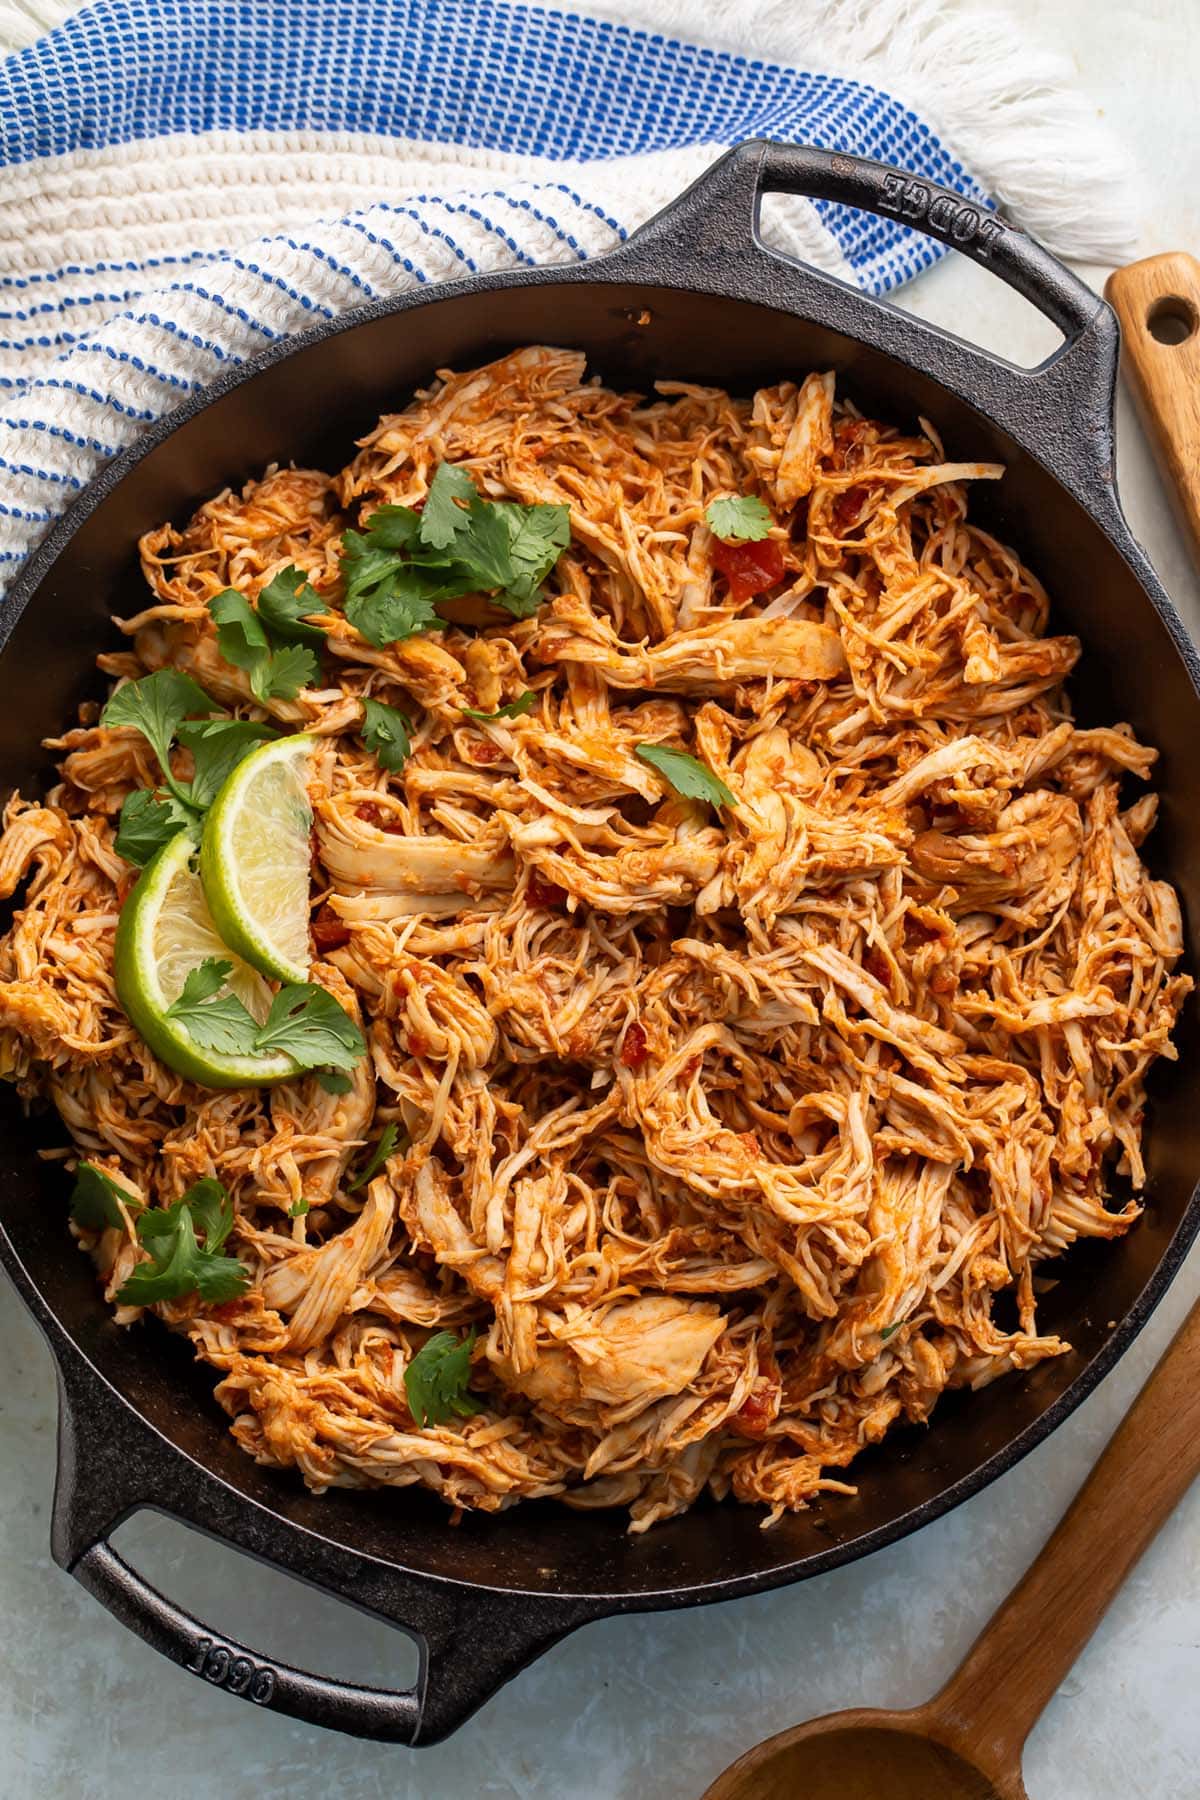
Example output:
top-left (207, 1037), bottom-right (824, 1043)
top-left (1105, 253), bottom-right (1200, 558)
top-left (929, 1297), bottom-right (1200, 1771)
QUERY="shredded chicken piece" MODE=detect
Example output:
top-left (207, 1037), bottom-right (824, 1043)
top-left (1, 349), bottom-right (1188, 1534)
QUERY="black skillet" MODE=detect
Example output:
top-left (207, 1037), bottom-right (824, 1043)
top-left (1, 142), bottom-right (1198, 1746)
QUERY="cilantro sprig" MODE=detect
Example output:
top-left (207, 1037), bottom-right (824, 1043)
top-left (463, 690), bottom-right (536, 722)
top-left (360, 696), bottom-right (412, 771)
top-left (113, 788), bottom-right (195, 867)
top-left (69, 1161), bottom-right (141, 1231)
top-left (635, 744), bottom-right (734, 811)
top-left (350, 1121), bottom-right (402, 1191)
top-left (165, 958), bottom-right (366, 1073)
top-left (315, 1070), bottom-right (354, 1096)
top-left (103, 669), bottom-right (212, 796)
top-left (705, 495), bottom-right (773, 543)
top-left (255, 565), bottom-right (329, 649)
top-left (339, 463), bottom-right (570, 647)
top-left (404, 1329), bottom-right (482, 1430)
top-left (210, 589), bottom-right (318, 703)
top-left (103, 671), bottom-right (276, 866)
top-left (69, 1164), bottom-right (249, 1306)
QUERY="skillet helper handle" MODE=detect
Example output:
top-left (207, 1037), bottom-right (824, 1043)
top-left (929, 1296), bottom-right (1200, 1774)
top-left (755, 141), bottom-right (1101, 339)
top-left (48, 1357), bottom-right (579, 1745)
top-left (615, 140), bottom-right (1121, 511)
top-left (72, 1539), bottom-right (423, 1743)
top-left (1105, 252), bottom-right (1200, 558)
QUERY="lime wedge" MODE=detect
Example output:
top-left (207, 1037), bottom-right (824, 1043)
top-left (199, 733), bottom-right (316, 985)
top-left (114, 829), bottom-right (298, 1088)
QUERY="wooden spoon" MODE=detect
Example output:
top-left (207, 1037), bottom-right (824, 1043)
top-left (701, 1294), bottom-right (1200, 1800)
top-left (1105, 251), bottom-right (1200, 560)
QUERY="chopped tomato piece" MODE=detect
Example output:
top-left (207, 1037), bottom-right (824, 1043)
top-left (735, 1362), bottom-right (783, 1435)
top-left (311, 904), bottom-right (351, 952)
top-left (905, 913), bottom-right (943, 947)
top-left (709, 536), bottom-right (786, 604)
top-left (735, 1392), bottom-right (774, 1435)
top-left (863, 947), bottom-right (892, 990)
top-left (831, 484), bottom-right (870, 536)
top-left (527, 873), bottom-right (568, 910)
top-left (620, 1021), bottom-right (648, 1069)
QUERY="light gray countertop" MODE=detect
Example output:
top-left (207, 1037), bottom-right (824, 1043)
top-left (2, 3), bottom-right (1198, 1796)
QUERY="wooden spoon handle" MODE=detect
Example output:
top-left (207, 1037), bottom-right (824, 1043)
top-left (928, 1296), bottom-right (1200, 1773)
top-left (1105, 252), bottom-right (1200, 557)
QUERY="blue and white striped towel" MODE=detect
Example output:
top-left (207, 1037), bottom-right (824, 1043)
top-left (0, 0), bottom-right (1132, 592)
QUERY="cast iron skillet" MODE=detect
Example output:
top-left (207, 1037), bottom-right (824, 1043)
top-left (1, 143), bottom-right (1199, 1747)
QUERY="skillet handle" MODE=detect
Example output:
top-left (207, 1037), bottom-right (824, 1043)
top-left (47, 1354), bottom-right (583, 1745)
top-left (610, 140), bottom-right (1121, 518)
top-left (71, 1539), bottom-right (425, 1743)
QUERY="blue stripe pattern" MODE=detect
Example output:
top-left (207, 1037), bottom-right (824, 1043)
top-left (0, 0), bottom-right (987, 289)
top-left (0, 0), bottom-right (996, 591)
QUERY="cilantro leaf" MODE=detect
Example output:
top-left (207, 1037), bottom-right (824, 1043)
top-left (463, 690), bottom-right (536, 721)
top-left (163, 959), bottom-right (366, 1076)
top-left (358, 504), bottom-right (422, 552)
top-left (171, 958), bottom-right (230, 1006)
top-left (210, 590), bottom-right (317, 702)
top-left (70, 1162), bottom-right (141, 1231)
top-left (404, 1329), bottom-right (482, 1429)
top-left (340, 537), bottom-right (442, 648)
top-left (101, 673), bottom-right (273, 859)
top-left (879, 1323), bottom-right (901, 1341)
top-left (138, 1176), bottom-right (234, 1253)
top-left (165, 958), bottom-right (260, 1056)
top-left (256, 566), bottom-right (329, 648)
top-left (705, 495), bottom-right (773, 543)
top-left (418, 462), bottom-right (483, 553)
top-left (253, 983), bottom-right (366, 1072)
top-left (360, 697), bottom-right (412, 772)
top-left (314, 1070), bottom-right (354, 1095)
top-left (101, 670), bottom-right (214, 803)
top-left (350, 1121), bottom-right (401, 1191)
top-left (177, 717), bottom-right (277, 810)
top-left (339, 533), bottom-right (404, 610)
top-left (497, 503), bottom-right (571, 613)
top-left (117, 1177), bottom-right (248, 1306)
top-left (635, 744), bottom-right (735, 810)
top-left (337, 465), bottom-right (570, 644)
top-left (211, 587), bottom-right (270, 677)
top-left (114, 787), bottom-right (194, 866)
top-left (289, 1198), bottom-right (310, 1217)
top-left (490, 589), bottom-right (542, 622)
top-left (263, 642), bottom-right (318, 700)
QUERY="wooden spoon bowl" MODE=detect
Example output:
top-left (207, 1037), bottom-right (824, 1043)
top-left (703, 1713), bottom-right (1015, 1800)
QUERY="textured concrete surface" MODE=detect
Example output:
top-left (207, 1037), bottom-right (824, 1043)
top-left (1, 2), bottom-right (1198, 1796)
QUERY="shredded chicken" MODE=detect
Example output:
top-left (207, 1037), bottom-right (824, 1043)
top-left (0, 348), bottom-right (1189, 1532)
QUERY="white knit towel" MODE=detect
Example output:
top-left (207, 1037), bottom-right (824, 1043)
top-left (0, 0), bottom-right (1133, 593)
